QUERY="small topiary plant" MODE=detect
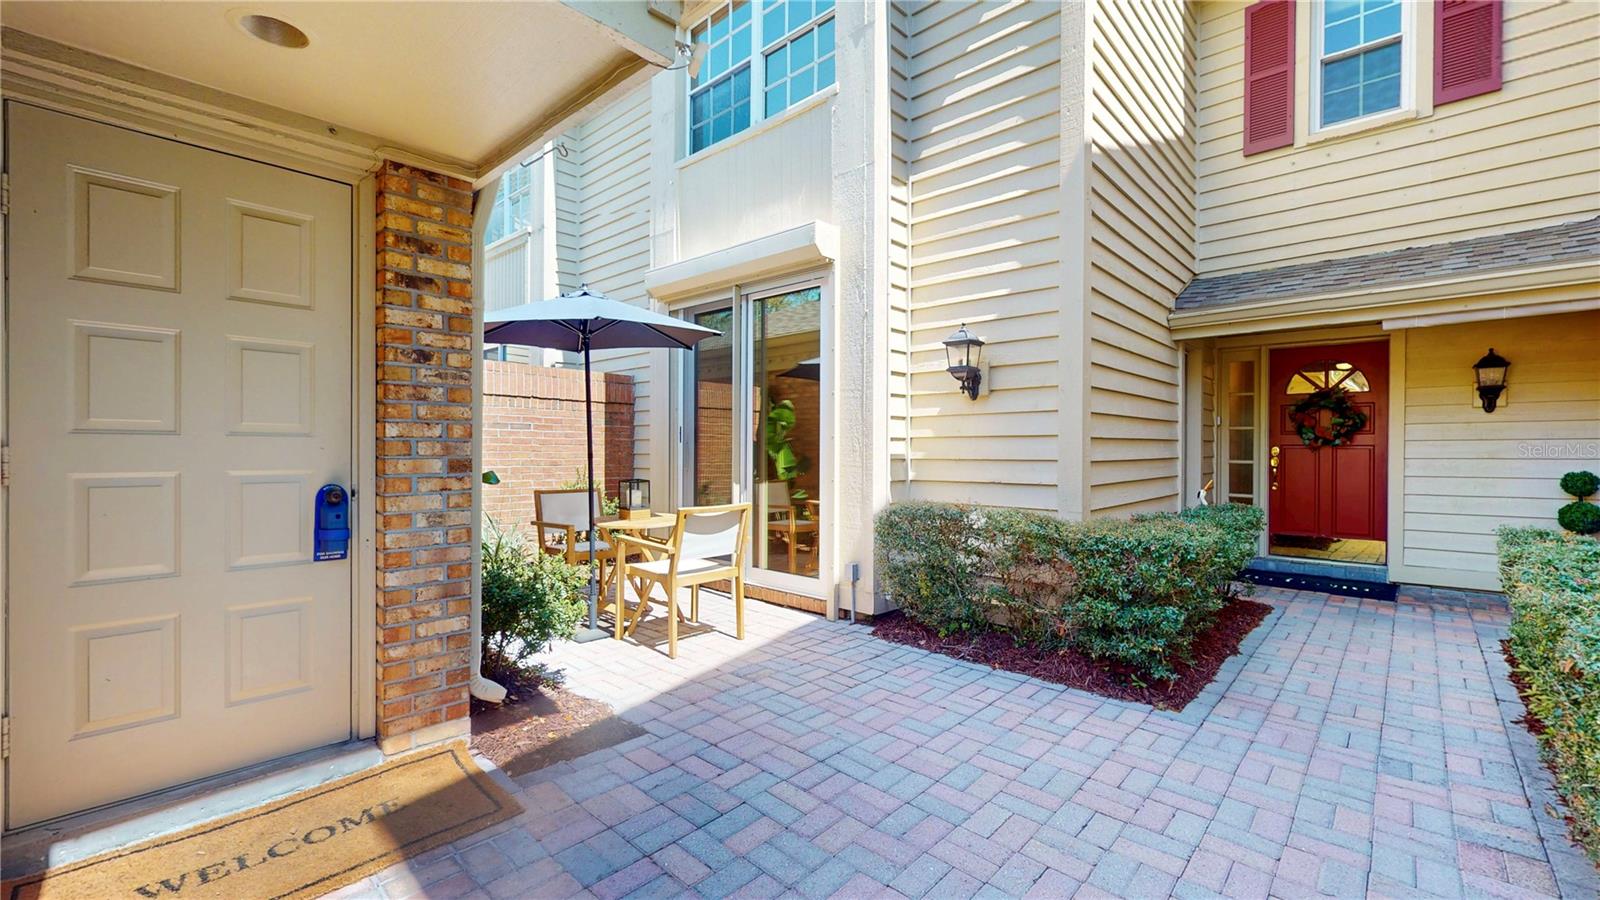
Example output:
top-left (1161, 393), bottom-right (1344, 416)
top-left (1560, 501), bottom-right (1600, 535)
top-left (1560, 470), bottom-right (1599, 501)
top-left (1557, 470), bottom-right (1600, 535)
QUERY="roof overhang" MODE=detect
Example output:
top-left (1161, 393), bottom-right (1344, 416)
top-left (1168, 261), bottom-right (1600, 341)
top-left (0, 2), bottom-right (678, 187)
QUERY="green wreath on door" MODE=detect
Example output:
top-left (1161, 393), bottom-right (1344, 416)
top-left (1289, 387), bottom-right (1368, 449)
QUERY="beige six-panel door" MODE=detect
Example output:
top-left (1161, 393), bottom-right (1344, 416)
top-left (6, 104), bottom-right (355, 827)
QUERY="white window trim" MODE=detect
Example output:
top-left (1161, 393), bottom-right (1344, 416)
top-left (484, 166), bottom-right (535, 246)
top-left (1308, 0), bottom-right (1416, 134)
top-left (684, 0), bottom-right (836, 155)
top-left (1286, 0), bottom-right (1440, 146)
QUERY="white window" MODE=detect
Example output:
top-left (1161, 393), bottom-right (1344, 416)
top-left (484, 164), bottom-right (532, 245)
top-left (1315, 0), bottom-right (1406, 129)
top-left (689, 0), bottom-right (836, 154)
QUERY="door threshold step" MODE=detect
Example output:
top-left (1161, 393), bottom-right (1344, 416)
top-left (2, 739), bottom-right (383, 876)
top-left (1241, 566), bottom-right (1398, 602)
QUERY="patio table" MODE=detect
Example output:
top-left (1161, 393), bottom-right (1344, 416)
top-left (596, 512), bottom-right (676, 640)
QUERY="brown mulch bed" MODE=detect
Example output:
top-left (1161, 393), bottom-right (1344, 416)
top-left (871, 597), bottom-right (1274, 711)
top-left (470, 668), bottom-right (646, 778)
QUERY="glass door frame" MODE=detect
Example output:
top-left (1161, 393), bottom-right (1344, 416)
top-left (669, 269), bottom-right (833, 599)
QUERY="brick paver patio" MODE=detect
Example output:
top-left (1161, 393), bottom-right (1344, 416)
top-left (345, 587), bottom-right (1598, 899)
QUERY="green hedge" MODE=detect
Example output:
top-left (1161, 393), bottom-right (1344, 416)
top-left (876, 502), bottom-right (1263, 681)
top-left (1499, 527), bottom-right (1600, 862)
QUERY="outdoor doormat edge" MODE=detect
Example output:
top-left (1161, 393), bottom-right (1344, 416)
top-left (2, 741), bottom-right (521, 900)
top-left (1240, 566), bottom-right (1399, 601)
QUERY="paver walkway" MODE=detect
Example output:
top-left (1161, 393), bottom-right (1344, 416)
top-left (345, 587), bottom-right (1598, 899)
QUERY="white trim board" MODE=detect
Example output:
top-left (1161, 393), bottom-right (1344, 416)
top-left (646, 221), bottom-right (839, 302)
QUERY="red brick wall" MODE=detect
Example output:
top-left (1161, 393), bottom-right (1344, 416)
top-left (482, 361), bottom-right (635, 528)
top-left (373, 161), bottom-right (475, 753)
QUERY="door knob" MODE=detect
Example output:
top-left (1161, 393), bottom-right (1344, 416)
top-left (1269, 446), bottom-right (1281, 491)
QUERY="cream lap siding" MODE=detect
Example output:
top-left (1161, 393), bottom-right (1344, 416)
top-left (1086, 0), bottom-right (1196, 515)
top-left (889, 1), bottom-right (914, 495)
top-left (568, 88), bottom-right (660, 484)
top-left (1195, 0), bottom-right (1600, 276)
top-left (1400, 311), bottom-right (1600, 589)
top-left (900, 0), bottom-right (1063, 511)
top-left (675, 100), bottom-right (834, 260)
top-left (553, 138), bottom-right (582, 294)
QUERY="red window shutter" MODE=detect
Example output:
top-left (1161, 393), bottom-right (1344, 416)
top-left (1243, 0), bottom-right (1295, 156)
top-left (1436, 0), bottom-right (1503, 105)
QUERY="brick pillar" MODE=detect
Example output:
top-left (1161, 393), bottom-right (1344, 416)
top-left (373, 161), bottom-right (476, 753)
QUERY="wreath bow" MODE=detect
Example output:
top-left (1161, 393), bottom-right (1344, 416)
top-left (1290, 387), bottom-right (1367, 449)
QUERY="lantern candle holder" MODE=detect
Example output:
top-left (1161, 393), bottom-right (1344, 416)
top-left (619, 479), bottom-right (651, 519)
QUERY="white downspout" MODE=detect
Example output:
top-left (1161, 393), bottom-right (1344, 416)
top-left (470, 175), bottom-right (508, 704)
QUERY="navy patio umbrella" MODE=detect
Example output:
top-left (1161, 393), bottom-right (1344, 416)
top-left (484, 285), bottom-right (721, 639)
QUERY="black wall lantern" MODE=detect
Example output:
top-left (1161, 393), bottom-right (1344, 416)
top-left (943, 324), bottom-right (985, 400)
top-left (1473, 348), bottom-right (1510, 413)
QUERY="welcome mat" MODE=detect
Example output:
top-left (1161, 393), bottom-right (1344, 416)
top-left (3, 742), bottom-right (521, 900)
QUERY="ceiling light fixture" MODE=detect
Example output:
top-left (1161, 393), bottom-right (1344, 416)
top-left (236, 13), bottom-right (310, 49)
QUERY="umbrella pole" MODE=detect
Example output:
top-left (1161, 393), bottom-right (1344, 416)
top-left (574, 333), bottom-right (608, 643)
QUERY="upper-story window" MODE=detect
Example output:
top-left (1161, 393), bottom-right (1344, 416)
top-left (484, 164), bottom-right (533, 245)
top-left (689, 0), bottom-right (836, 154)
top-left (1315, 0), bottom-right (1405, 128)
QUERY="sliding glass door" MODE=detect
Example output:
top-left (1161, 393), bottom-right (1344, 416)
top-left (690, 305), bottom-right (735, 506)
top-left (680, 279), bottom-right (825, 591)
top-left (750, 287), bottom-right (822, 579)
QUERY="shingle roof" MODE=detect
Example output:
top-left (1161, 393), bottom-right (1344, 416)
top-left (1174, 217), bottom-right (1600, 312)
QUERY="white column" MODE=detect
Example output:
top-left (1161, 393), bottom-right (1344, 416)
top-left (830, 0), bottom-right (892, 615)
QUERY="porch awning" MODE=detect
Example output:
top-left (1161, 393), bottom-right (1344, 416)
top-left (1169, 217), bottom-right (1600, 340)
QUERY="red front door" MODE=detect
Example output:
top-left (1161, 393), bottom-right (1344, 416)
top-left (1268, 341), bottom-right (1388, 545)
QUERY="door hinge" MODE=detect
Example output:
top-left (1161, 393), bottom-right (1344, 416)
top-left (2, 717), bottom-right (10, 760)
top-left (2, 172), bottom-right (9, 217)
top-left (1, 446), bottom-right (9, 488)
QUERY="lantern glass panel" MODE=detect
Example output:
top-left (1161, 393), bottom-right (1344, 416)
top-left (620, 479), bottom-right (649, 510)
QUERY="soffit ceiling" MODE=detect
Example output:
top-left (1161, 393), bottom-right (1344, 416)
top-left (2, 2), bottom-right (672, 171)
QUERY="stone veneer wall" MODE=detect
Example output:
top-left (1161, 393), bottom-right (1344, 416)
top-left (373, 161), bottom-right (476, 753)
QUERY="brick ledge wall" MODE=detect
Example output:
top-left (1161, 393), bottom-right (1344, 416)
top-left (482, 361), bottom-right (636, 528)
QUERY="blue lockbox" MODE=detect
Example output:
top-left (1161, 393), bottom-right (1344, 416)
top-left (315, 484), bottom-right (351, 561)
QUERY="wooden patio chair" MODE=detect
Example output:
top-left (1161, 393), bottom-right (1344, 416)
top-left (613, 502), bottom-right (751, 658)
top-left (760, 481), bottom-right (819, 574)
top-left (532, 488), bottom-right (618, 596)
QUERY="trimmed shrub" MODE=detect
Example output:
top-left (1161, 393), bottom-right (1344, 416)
top-left (1559, 501), bottom-right (1600, 535)
top-left (876, 502), bottom-right (1264, 681)
top-left (480, 517), bottom-right (589, 678)
top-left (1498, 527), bottom-right (1600, 862)
top-left (874, 502), bottom-right (989, 636)
top-left (1560, 470), bottom-right (1599, 500)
